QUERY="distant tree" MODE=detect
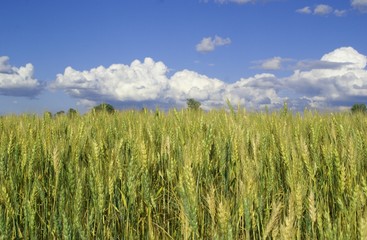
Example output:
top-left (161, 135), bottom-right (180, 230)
top-left (55, 111), bottom-right (65, 117)
top-left (43, 111), bottom-right (52, 119)
top-left (67, 108), bottom-right (78, 117)
top-left (186, 98), bottom-right (201, 111)
top-left (93, 103), bottom-right (115, 114)
top-left (351, 103), bottom-right (367, 114)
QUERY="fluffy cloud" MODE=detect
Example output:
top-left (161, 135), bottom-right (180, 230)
top-left (196, 36), bottom-right (231, 53)
top-left (0, 56), bottom-right (42, 97)
top-left (53, 57), bottom-right (284, 110)
top-left (53, 47), bottom-right (367, 111)
top-left (259, 57), bottom-right (283, 70)
top-left (168, 70), bottom-right (225, 105)
top-left (0, 56), bottom-right (13, 73)
top-left (321, 47), bottom-right (366, 68)
top-left (53, 58), bottom-right (169, 102)
top-left (226, 74), bottom-right (284, 109)
top-left (351, 0), bottom-right (367, 12)
top-left (314, 4), bottom-right (333, 15)
top-left (284, 47), bottom-right (367, 108)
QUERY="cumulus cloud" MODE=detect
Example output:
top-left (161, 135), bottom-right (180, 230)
top-left (53, 58), bottom-right (169, 102)
top-left (168, 70), bottom-right (225, 104)
top-left (0, 56), bottom-right (13, 74)
top-left (225, 73), bottom-right (284, 109)
top-left (321, 47), bottom-right (366, 68)
top-left (0, 56), bottom-right (43, 97)
top-left (296, 5), bottom-right (347, 16)
top-left (284, 47), bottom-right (367, 108)
top-left (53, 47), bottom-right (367, 111)
top-left (53, 57), bottom-right (284, 110)
top-left (351, 0), bottom-right (367, 12)
top-left (196, 36), bottom-right (231, 53)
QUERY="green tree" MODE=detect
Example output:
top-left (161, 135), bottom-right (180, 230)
top-left (67, 108), bottom-right (78, 117)
top-left (55, 111), bottom-right (65, 117)
top-left (43, 111), bottom-right (52, 119)
top-left (186, 98), bottom-right (201, 111)
top-left (93, 103), bottom-right (115, 114)
top-left (351, 103), bottom-right (367, 114)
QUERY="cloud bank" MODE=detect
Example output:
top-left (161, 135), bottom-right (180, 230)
top-left (53, 46), bottom-right (367, 111)
top-left (52, 57), bottom-right (283, 110)
top-left (0, 56), bottom-right (42, 97)
top-left (3, 47), bottom-right (367, 111)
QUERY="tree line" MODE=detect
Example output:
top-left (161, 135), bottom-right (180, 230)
top-left (50, 101), bottom-right (366, 116)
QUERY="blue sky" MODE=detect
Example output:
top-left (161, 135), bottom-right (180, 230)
top-left (1, 0), bottom-right (367, 114)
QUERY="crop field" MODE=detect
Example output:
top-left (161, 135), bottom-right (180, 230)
top-left (1, 109), bottom-right (367, 239)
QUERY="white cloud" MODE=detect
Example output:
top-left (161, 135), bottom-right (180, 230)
top-left (296, 6), bottom-right (312, 14)
top-left (53, 58), bottom-right (169, 102)
top-left (297, 5), bottom-right (346, 17)
top-left (226, 73), bottom-right (284, 108)
top-left (196, 38), bottom-right (215, 52)
top-left (321, 47), bottom-right (366, 69)
top-left (260, 57), bottom-right (283, 70)
top-left (53, 47), bottom-right (367, 111)
top-left (53, 57), bottom-right (283, 110)
top-left (0, 56), bottom-right (13, 73)
top-left (314, 4), bottom-right (333, 15)
top-left (253, 57), bottom-right (296, 71)
top-left (0, 56), bottom-right (42, 97)
top-left (76, 99), bottom-right (97, 109)
top-left (334, 9), bottom-right (347, 16)
top-left (196, 35), bottom-right (231, 53)
top-left (351, 0), bottom-right (367, 12)
top-left (284, 47), bottom-right (367, 108)
top-left (168, 69), bottom-right (226, 108)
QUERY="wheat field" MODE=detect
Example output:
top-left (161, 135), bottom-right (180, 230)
top-left (1, 108), bottom-right (367, 239)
